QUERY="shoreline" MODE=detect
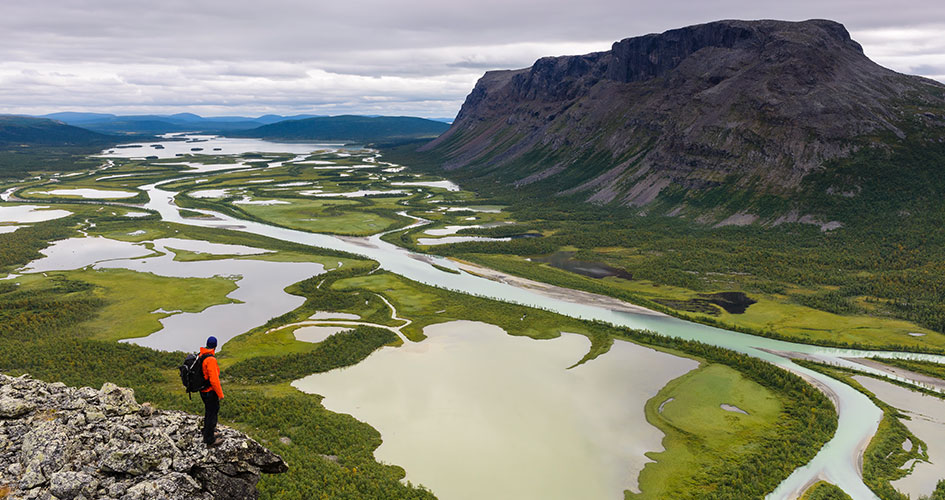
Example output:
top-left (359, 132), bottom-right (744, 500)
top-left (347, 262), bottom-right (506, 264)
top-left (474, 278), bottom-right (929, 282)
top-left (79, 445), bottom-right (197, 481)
top-left (449, 258), bottom-right (669, 317)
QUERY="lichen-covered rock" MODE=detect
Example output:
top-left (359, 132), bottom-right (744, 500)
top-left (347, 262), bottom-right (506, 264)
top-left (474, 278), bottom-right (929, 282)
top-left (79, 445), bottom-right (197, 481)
top-left (49, 470), bottom-right (97, 500)
top-left (0, 396), bottom-right (36, 419)
top-left (0, 373), bottom-right (287, 499)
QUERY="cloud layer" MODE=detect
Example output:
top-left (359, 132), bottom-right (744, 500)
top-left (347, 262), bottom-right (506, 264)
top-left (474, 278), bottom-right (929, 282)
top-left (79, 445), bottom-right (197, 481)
top-left (1, 0), bottom-right (943, 117)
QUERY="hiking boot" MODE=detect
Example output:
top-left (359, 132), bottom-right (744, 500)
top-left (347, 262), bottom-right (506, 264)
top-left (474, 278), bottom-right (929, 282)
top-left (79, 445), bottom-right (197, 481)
top-left (206, 437), bottom-right (224, 448)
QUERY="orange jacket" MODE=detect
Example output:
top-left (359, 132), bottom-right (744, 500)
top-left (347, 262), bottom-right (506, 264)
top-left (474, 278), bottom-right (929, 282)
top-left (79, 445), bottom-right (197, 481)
top-left (199, 347), bottom-right (224, 399)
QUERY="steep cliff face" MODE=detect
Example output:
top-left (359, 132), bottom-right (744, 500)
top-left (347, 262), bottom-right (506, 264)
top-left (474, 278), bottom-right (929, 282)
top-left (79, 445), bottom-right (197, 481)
top-left (422, 19), bottom-right (945, 208)
top-left (0, 373), bottom-right (287, 500)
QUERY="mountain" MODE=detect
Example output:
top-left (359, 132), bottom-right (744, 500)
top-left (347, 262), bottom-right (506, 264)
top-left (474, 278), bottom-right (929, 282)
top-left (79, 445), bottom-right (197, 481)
top-left (234, 115), bottom-right (451, 142)
top-left (0, 115), bottom-right (116, 147)
top-left (417, 19), bottom-right (945, 216)
top-left (38, 113), bottom-right (323, 135)
top-left (41, 112), bottom-right (118, 124)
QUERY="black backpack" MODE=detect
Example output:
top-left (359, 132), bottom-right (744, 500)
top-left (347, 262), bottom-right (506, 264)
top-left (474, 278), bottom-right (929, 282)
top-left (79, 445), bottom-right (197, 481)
top-left (179, 352), bottom-right (212, 398)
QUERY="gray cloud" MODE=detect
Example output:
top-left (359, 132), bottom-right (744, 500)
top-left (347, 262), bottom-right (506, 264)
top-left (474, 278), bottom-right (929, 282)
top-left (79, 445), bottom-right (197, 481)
top-left (0, 0), bottom-right (943, 117)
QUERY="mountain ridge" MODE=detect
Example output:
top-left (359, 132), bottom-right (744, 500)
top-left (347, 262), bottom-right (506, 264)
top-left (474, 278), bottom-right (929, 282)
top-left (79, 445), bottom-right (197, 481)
top-left (417, 19), bottom-right (945, 216)
top-left (0, 115), bottom-right (116, 147)
top-left (233, 115), bottom-right (450, 143)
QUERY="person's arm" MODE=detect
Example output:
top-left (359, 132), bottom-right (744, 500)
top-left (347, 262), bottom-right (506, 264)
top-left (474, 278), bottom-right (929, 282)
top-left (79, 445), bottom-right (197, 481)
top-left (206, 356), bottom-right (224, 399)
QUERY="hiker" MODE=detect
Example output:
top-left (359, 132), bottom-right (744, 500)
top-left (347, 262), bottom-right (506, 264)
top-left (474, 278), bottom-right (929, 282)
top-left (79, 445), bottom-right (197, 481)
top-left (200, 336), bottom-right (225, 447)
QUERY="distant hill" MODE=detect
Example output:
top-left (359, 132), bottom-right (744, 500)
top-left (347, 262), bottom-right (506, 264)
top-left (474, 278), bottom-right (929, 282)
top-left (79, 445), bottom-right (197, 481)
top-left (0, 116), bottom-right (117, 179)
top-left (414, 19), bottom-right (945, 222)
top-left (0, 115), bottom-right (115, 147)
top-left (38, 112), bottom-right (323, 135)
top-left (233, 115), bottom-right (450, 142)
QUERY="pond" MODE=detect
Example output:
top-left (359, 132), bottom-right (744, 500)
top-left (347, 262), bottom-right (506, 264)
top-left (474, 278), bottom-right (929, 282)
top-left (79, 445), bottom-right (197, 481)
top-left (37, 188), bottom-right (139, 199)
top-left (0, 204), bottom-right (72, 223)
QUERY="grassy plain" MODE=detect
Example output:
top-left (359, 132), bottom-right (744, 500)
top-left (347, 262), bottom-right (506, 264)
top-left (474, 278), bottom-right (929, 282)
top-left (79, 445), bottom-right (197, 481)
top-left (60, 268), bottom-right (239, 343)
top-left (632, 364), bottom-right (782, 499)
top-left (237, 198), bottom-right (403, 235)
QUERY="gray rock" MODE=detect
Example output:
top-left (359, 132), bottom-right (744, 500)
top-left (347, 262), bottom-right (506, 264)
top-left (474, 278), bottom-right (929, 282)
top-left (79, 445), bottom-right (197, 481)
top-left (0, 373), bottom-right (286, 500)
top-left (0, 396), bottom-right (36, 418)
top-left (120, 472), bottom-right (210, 500)
top-left (49, 470), bottom-right (96, 500)
top-left (99, 383), bottom-right (140, 416)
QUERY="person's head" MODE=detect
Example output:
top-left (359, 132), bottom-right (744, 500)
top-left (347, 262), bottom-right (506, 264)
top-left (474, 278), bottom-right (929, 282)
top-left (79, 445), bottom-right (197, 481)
top-left (206, 336), bottom-right (217, 349)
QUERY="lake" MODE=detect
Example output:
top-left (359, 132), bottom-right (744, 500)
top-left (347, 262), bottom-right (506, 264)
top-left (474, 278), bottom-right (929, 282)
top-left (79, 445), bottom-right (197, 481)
top-left (294, 321), bottom-right (698, 500)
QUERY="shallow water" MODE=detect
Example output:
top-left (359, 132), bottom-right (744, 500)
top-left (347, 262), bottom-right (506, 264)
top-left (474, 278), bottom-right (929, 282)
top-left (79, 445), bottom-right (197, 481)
top-left (444, 205), bottom-right (503, 213)
top-left (0, 204), bottom-right (72, 223)
top-left (38, 188), bottom-right (138, 199)
top-left (308, 189), bottom-right (407, 198)
top-left (18, 235), bottom-right (324, 351)
top-left (416, 235), bottom-right (512, 245)
top-left (293, 326), bottom-right (350, 343)
top-left (98, 135), bottom-right (347, 159)
top-left (189, 189), bottom-right (231, 199)
top-left (154, 237), bottom-right (273, 256)
top-left (21, 236), bottom-right (153, 273)
top-left (423, 225), bottom-right (481, 236)
top-left (308, 311), bottom-right (360, 320)
top-left (853, 376), bottom-right (945, 499)
top-left (391, 180), bottom-right (461, 192)
top-left (112, 253), bottom-right (323, 350)
top-left (294, 321), bottom-right (698, 500)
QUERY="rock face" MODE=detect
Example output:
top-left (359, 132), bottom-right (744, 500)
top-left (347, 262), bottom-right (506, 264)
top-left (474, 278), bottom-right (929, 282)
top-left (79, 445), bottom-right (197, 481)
top-left (421, 19), bottom-right (945, 208)
top-left (0, 373), bottom-right (287, 500)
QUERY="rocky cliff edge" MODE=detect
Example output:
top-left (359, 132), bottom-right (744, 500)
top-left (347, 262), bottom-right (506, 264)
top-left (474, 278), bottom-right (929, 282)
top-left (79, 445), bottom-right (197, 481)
top-left (0, 373), bottom-right (287, 500)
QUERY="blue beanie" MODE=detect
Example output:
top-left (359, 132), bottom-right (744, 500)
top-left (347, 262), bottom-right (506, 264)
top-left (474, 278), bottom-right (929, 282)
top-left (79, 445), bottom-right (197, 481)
top-left (206, 336), bottom-right (217, 349)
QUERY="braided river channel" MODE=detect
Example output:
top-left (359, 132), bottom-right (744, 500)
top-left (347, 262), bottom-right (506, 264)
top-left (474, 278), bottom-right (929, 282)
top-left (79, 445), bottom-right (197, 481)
top-left (14, 137), bottom-right (942, 499)
top-left (134, 172), bottom-right (945, 500)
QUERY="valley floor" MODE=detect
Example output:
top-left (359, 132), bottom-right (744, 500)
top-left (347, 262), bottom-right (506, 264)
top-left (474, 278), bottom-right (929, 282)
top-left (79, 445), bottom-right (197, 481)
top-left (1, 140), bottom-right (943, 499)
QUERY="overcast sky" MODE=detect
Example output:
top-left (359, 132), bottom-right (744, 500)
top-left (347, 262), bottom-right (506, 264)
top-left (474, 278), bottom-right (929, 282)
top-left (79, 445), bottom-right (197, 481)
top-left (1, 0), bottom-right (943, 118)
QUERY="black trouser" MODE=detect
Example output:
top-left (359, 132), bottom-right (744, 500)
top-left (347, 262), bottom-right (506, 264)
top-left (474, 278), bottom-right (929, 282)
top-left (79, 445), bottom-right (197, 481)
top-left (200, 390), bottom-right (220, 444)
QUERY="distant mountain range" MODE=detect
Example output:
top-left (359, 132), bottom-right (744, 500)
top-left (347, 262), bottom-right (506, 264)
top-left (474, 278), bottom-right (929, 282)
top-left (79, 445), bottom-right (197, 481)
top-left (414, 19), bottom-right (945, 221)
top-left (229, 115), bottom-right (450, 142)
top-left (0, 115), bottom-right (116, 147)
top-left (39, 112), bottom-right (325, 135)
top-left (26, 112), bottom-right (451, 143)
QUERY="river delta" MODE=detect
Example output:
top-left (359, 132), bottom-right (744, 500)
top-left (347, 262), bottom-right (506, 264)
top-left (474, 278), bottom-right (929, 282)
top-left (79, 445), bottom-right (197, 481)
top-left (1, 135), bottom-right (943, 500)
